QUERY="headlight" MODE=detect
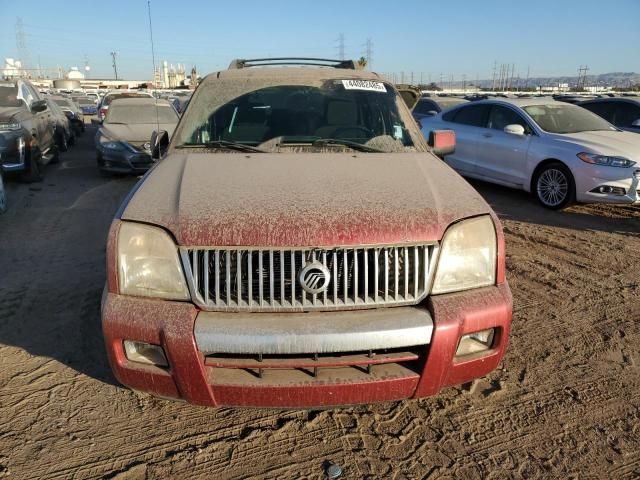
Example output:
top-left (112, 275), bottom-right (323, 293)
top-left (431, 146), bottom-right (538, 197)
top-left (432, 216), bottom-right (497, 295)
top-left (100, 137), bottom-right (136, 152)
top-left (0, 122), bottom-right (21, 131)
top-left (577, 152), bottom-right (636, 168)
top-left (117, 222), bottom-right (190, 300)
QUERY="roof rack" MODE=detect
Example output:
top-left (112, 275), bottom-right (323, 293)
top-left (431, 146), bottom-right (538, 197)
top-left (228, 58), bottom-right (357, 70)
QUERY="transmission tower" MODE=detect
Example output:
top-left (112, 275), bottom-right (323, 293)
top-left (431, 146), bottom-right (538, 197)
top-left (364, 38), bottom-right (373, 70)
top-left (336, 33), bottom-right (345, 60)
top-left (111, 51), bottom-right (119, 80)
top-left (577, 65), bottom-right (589, 89)
top-left (15, 17), bottom-right (32, 75)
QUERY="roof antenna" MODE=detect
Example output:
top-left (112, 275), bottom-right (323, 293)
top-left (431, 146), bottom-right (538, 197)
top-left (147, 0), bottom-right (161, 136)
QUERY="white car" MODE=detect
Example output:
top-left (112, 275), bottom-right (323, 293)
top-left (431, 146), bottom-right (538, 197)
top-left (420, 98), bottom-right (640, 209)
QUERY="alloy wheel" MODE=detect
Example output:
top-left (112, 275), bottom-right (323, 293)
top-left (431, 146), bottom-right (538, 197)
top-left (537, 168), bottom-right (569, 207)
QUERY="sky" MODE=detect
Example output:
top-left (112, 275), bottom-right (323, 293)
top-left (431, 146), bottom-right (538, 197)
top-left (1, 0), bottom-right (639, 82)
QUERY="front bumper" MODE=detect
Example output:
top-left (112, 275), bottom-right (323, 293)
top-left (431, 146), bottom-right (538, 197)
top-left (97, 146), bottom-right (154, 174)
top-left (0, 131), bottom-right (27, 172)
top-left (575, 166), bottom-right (640, 204)
top-left (102, 283), bottom-right (512, 408)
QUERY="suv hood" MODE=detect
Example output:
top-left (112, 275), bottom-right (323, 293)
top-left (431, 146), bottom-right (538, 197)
top-left (0, 106), bottom-right (24, 121)
top-left (550, 130), bottom-right (640, 158)
top-left (121, 152), bottom-right (492, 246)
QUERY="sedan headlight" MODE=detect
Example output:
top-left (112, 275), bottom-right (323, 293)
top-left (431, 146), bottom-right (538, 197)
top-left (100, 136), bottom-right (136, 152)
top-left (577, 152), bottom-right (636, 168)
top-left (0, 122), bottom-right (21, 131)
top-left (117, 222), bottom-right (190, 300)
top-left (432, 216), bottom-right (497, 295)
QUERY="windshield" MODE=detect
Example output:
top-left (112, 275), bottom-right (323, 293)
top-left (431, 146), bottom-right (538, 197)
top-left (105, 104), bottom-right (178, 124)
top-left (174, 78), bottom-right (426, 153)
top-left (0, 85), bottom-right (23, 107)
top-left (103, 93), bottom-right (151, 107)
top-left (77, 98), bottom-right (94, 105)
top-left (523, 103), bottom-right (616, 134)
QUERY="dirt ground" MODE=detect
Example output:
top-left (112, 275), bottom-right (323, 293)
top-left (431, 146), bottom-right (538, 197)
top-left (0, 127), bottom-right (639, 480)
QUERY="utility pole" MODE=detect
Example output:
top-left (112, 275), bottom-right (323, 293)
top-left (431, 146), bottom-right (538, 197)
top-left (509, 63), bottom-right (515, 91)
top-left (525, 65), bottom-right (530, 90)
top-left (110, 51), bottom-right (119, 80)
top-left (462, 74), bottom-right (467, 93)
top-left (491, 61), bottom-right (497, 92)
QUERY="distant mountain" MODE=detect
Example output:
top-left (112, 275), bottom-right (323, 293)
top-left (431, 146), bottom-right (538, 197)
top-left (473, 72), bottom-right (639, 89)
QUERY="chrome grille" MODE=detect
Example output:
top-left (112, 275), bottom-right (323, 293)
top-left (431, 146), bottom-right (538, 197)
top-left (181, 244), bottom-right (437, 312)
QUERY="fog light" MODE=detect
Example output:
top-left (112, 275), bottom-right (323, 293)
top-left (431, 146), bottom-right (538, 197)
top-left (456, 329), bottom-right (495, 357)
top-left (123, 340), bottom-right (168, 367)
top-left (591, 185), bottom-right (626, 195)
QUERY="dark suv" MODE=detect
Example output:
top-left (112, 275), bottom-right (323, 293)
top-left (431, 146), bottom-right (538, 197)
top-left (0, 78), bottom-right (58, 181)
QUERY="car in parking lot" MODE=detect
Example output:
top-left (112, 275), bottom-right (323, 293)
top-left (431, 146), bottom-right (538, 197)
top-left (101, 58), bottom-right (512, 408)
top-left (97, 90), bottom-right (154, 122)
top-left (412, 96), bottom-right (469, 123)
top-left (579, 97), bottom-right (640, 134)
top-left (95, 97), bottom-right (179, 174)
top-left (74, 96), bottom-right (99, 116)
top-left (50, 96), bottom-right (85, 135)
top-left (45, 98), bottom-right (75, 152)
top-left (420, 98), bottom-right (640, 209)
top-left (0, 78), bottom-right (58, 181)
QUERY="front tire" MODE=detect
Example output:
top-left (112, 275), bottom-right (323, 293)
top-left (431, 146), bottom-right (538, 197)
top-left (58, 131), bottom-right (69, 152)
top-left (533, 162), bottom-right (575, 210)
top-left (21, 145), bottom-right (43, 183)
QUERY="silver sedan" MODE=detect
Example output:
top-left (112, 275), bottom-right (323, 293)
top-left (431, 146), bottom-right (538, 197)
top-left (420, 98), bottom-right (640, 209)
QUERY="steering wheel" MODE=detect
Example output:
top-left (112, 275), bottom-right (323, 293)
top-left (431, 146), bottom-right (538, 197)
top-left (332, 126), bottom-right (372, 139)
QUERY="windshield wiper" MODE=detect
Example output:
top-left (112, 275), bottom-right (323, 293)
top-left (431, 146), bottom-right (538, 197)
top-left (179, 140), bottom-right (266, 153)
top-left (312, 138), bottom-right (384, 153)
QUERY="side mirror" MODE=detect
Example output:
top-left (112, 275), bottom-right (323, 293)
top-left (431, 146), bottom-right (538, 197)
top-left (150, 130), bottom-right (169, 159)
top-left (428, 129), bottom-right (456, 157)
top-left (631, 119), bottom-right (640, 127)
top-left (31, 99), bottom-right (48, 113)
top-left (504, 124), bottom-right (525, 136)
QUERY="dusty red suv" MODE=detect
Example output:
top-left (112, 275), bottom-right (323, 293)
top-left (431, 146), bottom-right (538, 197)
top-left (102, 58), bottom-right (512, 408)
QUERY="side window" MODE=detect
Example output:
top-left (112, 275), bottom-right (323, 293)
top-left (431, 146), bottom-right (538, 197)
top-left (450, 104), bottom-right (490, 127)
top-left (414, 99), bottom-right (436, 115)
top-left (27, 84), bottom-right (42, 102)
top-left (488, 105), bottom-right (530, 132)
top-left (613, 103), bottom-right (640, 127)
top-left (20, 84), bottom-right (34, 106)
top-left (581, 102), bottom-right (615, 122)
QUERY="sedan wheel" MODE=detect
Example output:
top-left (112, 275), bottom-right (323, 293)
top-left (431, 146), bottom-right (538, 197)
top-left (535, 163), bottom-right (574, 209)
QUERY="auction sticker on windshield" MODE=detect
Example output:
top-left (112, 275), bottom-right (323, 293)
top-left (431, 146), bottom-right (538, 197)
top-left (341, 80), bottom-right (387, 92)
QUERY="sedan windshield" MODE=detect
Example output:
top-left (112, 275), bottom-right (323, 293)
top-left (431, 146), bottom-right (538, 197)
top-left (175, 79), bottom-right (426, 153)
top-left (523, 103), bottom-right (616, 134)
top-left (105, 105), bottom-right (178, 124)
